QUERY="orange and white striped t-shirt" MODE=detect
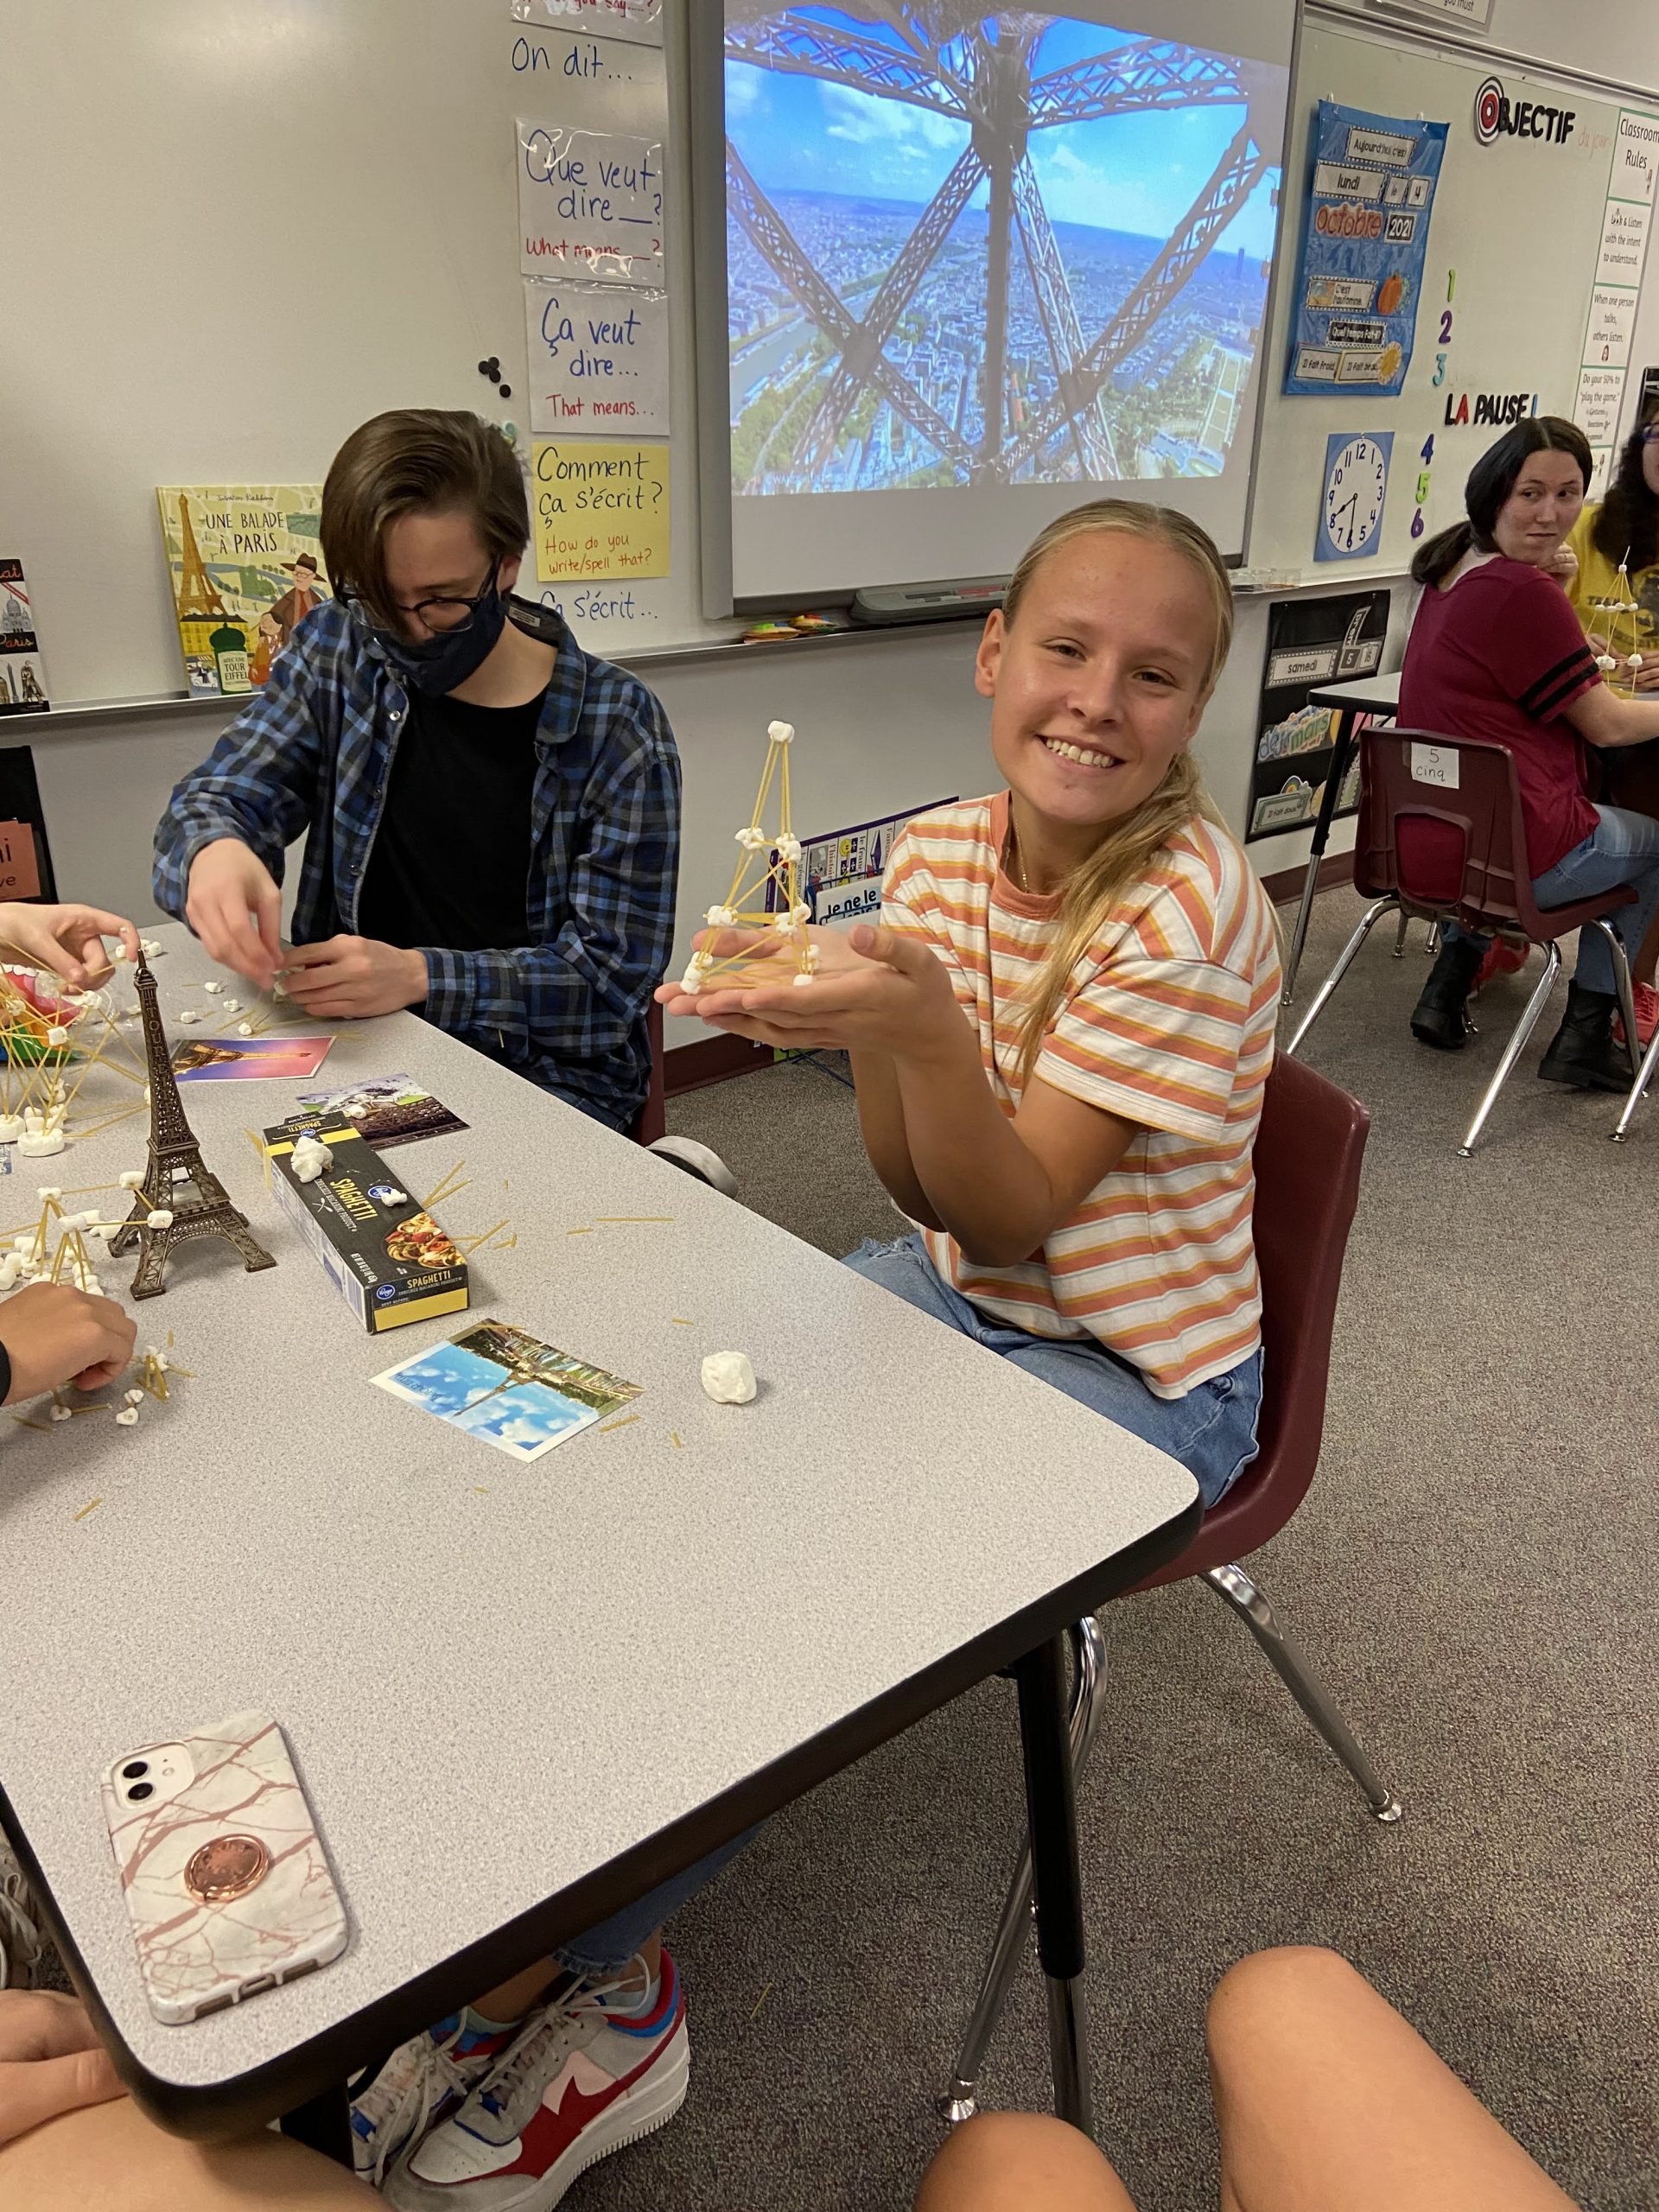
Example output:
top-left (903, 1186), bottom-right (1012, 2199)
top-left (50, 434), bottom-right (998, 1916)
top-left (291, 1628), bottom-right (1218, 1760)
top-left (881, 792), bottom-right (1281, 1398)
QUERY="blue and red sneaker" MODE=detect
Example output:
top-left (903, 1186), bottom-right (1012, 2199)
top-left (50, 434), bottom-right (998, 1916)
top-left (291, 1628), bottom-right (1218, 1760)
top-left (387, 1950), bottom-right (689, 2210)
top-left (352, 2011), bottom-right (519, 2188)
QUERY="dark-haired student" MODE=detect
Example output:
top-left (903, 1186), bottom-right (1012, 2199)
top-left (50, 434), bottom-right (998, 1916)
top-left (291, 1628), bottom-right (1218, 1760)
top-left (153, 408), bottom-right (679, 1135)
top-left (1562, 400), bottom-right (1659, 1042)
top-left (1399, 416), bottom-right (1659, 1090)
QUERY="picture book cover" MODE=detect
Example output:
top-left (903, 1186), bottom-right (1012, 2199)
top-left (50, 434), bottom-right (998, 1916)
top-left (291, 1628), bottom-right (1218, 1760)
top-left (0, 559), bottom-right (49, 716)
top-left (155, 486), bottom-right (330, 699)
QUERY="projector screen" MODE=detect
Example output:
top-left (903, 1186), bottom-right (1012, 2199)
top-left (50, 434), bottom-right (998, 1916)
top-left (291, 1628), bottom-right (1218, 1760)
top-left (697, 2), bottom-right (1294, 602)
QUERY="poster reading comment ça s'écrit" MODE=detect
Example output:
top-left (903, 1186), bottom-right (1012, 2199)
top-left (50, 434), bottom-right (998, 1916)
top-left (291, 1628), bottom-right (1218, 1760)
top-left (532, 438), bottom-right (670, 580)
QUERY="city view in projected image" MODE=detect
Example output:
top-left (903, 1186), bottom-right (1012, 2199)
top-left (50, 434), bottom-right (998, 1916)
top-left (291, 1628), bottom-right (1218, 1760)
top-left (725, 6), bottom-right (1283, 496)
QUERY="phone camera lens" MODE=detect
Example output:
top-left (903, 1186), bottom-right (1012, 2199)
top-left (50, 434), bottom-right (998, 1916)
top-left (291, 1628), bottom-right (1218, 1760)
top-left (126, 1782), bottom-right (155, 1802)
top-left (121, 1760), bottom-right (149, 1780)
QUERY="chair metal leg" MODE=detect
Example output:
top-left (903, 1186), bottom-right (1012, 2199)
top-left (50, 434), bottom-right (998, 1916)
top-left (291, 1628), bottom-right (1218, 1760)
top-left (1612, 1005), bottom-right (1659, 1141)
top-left (1204, 1566), bottom-right (1401, 1822)
top-left (1586, 918), bottom-right (1641, 1080)
top-left (1287, 896), bottom-right (1399, 1057)
top-left (1424, 920), bottom-right (1441, 956)
top-left (1455, 942), bottom-right (1560, 1159)
top-left (1391, 909), bottom-right (1411, 958)
top-left (938, 1619), bottom-right (1106, 2126)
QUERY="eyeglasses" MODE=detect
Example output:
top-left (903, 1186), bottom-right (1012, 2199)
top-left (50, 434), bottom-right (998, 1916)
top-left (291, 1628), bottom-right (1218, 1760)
top-left (340, 564), bottom-right (498, 636)
top-left (1640, 425), bottom-right (1659, 447)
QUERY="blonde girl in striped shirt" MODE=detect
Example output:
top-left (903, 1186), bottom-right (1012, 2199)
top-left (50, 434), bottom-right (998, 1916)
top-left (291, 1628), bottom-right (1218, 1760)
top-left (660, 501), bottom-right (1281, 1504)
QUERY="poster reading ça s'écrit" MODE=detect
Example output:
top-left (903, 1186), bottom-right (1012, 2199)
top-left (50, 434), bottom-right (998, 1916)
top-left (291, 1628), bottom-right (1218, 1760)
top-left (1285, 101), bottom-right (1446, 397)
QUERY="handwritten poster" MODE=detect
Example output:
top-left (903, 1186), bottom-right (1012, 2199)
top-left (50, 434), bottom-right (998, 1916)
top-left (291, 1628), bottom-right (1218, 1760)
top-left (1285, 101), bottom-right (1446, 396)
top-left (510, 23), bottom-right (664, 114)
top-left (509, 0), bottom-right (663, 46)
top-left (524, 281), bottom-right (669, 435)
top-left (518, 122), bottom-right (664, 284)
top-left (532, 440), bottom-right (670, 579)
top-left (1579, 111), bottom-right (1659, 497)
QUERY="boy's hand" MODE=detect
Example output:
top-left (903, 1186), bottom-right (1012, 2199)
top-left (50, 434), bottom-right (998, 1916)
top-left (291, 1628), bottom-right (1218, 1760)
top-left (0, 1284), bottom-right (137, 1402)
top-left (0, 1991), bottom-right (124, 2149)
top-left (658, 924), bottom-right (966, 1062)
top-left (185, 839), bottom-right (283, 991)
top-left (0, 904), bottom-right (140, 989)
top-left (280, 937), bottom-right (429, 1019)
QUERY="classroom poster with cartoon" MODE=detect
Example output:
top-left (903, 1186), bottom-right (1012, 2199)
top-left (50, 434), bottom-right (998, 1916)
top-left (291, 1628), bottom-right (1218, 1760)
top-left (155, 486), bottom-right (330, 698)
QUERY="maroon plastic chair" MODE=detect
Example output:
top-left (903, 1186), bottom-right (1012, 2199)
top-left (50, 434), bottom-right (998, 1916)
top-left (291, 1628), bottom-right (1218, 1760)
top-left (940, 1053), bottom-right (1391, 2124)
top-left (632, 996), bottom-right (739, 1194)
top-left (1288, 726), bottom-right (1639, 1157)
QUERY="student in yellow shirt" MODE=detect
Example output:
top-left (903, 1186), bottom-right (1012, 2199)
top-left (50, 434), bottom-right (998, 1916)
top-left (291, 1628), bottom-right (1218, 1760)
top-left (1562, 405), bottom-right (1659, 1037)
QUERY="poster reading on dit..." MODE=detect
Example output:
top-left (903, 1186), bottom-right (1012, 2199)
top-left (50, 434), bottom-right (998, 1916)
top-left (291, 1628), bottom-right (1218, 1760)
top-left (1285, 102), bottom-right (1446, 397)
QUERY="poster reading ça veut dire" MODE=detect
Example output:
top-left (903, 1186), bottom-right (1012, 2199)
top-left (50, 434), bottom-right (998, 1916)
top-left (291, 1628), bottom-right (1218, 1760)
top-left (532, 440), bottom-right (669, 580)
top-left (518, 121), bottom-right (664, 285)
top-left (524, 281), bottom-right (669, 436)
top-left (1285, 101), bottom-right (1447, 397)
top-left (509, 0), bottom-right (664, 46)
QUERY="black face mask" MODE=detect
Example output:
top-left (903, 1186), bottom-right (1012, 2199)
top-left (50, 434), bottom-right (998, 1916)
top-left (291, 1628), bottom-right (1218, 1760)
top-left (372, 575), bottom-right (510, 696)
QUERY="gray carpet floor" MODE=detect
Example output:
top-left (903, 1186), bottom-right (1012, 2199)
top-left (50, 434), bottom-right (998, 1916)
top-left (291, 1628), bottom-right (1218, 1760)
top-left (39, 890), bottom-right (1656, 2208)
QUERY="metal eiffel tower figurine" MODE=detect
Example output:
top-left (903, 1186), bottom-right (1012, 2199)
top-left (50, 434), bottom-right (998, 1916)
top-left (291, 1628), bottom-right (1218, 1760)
top-left (108, 955), bottom-right (276, 1299)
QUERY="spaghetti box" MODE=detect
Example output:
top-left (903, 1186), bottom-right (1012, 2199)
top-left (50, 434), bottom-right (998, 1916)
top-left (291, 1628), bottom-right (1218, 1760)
top-left (263, 1113), bottom-right (469, 1334)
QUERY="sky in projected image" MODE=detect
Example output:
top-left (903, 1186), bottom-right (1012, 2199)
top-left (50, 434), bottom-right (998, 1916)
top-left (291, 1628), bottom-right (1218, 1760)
top-left (726, 8), bottom-right (1283, 499)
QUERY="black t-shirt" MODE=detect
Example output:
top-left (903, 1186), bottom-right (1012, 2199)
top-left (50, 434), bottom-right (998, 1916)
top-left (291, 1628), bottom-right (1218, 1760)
top-left (357, 683), bottom-right (545, 952)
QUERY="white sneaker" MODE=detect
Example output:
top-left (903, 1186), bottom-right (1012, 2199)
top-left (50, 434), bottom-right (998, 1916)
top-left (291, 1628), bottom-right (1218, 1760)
top-left (0, 1837), bottom-right (43, 1990)
top-left (352, 2013), bottom-right (520, 2188)
top-left (388, 1950), bottom-right (690, 2210)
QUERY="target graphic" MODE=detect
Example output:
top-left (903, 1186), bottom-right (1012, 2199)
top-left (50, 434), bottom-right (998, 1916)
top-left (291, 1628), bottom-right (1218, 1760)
top-left (1474, 78), bottom-right (1503, 144)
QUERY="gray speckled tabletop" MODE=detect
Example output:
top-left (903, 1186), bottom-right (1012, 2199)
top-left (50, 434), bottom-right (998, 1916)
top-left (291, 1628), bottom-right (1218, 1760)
top-left (0, 925), bottom-right (1195, 2113)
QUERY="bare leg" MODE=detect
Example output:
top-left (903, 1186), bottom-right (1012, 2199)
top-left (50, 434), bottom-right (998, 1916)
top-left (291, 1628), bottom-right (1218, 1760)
top-left (914, 2113), bottom-right (1137, 2212)
top-left (0, 2094), bottom-right (364, 2209)
top-left (1207, 1948), bottom-right (1580, 2212)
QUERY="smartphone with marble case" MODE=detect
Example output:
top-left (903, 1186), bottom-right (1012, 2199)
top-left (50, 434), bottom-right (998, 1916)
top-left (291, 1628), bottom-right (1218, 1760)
top-left (101, 1708), bottom-right (347, 2024)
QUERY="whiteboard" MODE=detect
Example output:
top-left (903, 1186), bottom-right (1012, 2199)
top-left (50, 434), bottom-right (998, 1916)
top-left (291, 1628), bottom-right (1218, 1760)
top-left (0, 0), bottom-right (722, 709)
top-left (1248, 20), bottom-right (1650, 575)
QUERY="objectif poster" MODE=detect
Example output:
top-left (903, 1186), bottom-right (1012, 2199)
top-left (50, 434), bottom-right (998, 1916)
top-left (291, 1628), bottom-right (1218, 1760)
top-left (1285, 101), bottom-right (1446, 397)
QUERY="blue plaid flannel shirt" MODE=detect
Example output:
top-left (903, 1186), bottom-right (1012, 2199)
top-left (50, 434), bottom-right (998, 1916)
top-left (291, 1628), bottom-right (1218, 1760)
top-left (153, 600), bottom-right (680, 1132)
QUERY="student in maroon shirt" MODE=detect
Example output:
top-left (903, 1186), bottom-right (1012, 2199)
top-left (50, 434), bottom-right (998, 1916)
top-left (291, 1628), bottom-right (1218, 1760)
top-left (1400, 416), bottom-right (1659, 1090)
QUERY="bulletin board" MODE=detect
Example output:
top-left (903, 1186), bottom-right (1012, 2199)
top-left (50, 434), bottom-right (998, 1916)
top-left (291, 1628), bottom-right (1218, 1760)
top-left (0, 0), bottom-right (720, 710)
top-left (1247, 18), bottom-right (1659, 576)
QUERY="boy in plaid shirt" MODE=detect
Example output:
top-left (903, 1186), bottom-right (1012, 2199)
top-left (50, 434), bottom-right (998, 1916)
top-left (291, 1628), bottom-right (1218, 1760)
top-left (154, 410), bottom-right (679, 1132)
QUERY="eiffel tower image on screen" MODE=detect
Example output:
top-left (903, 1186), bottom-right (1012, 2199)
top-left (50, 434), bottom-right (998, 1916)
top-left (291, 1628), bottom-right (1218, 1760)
top-left (108, 955), bottom-right (276, 1300)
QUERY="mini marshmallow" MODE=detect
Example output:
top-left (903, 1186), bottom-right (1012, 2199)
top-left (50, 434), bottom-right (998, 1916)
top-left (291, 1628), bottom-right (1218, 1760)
top-left (118, 1170), bottom-right (145, 1189)
top-left (766, 720), bottom-right (796, 744)
top-left (48, 1403), bottom-right (72, 1423)
top-left (776, 834), bottom-right (802, 861)
top-left (237, 1022), bottom-right (254, 1037)
top-left (705, 905), bottom-right (736, 926)
top-left (46, 1026), bottom-right (67, 1046)
top-left (203, 981), bottom-right (223, 994)
top-left (678, 965), bottom-right (706, 995)
top-left (735, 826), bottom-right (768, 850)
top-left (139, 938), bottom-right (161, 956)
top-left (1629, 653), bottom-right (1644, 671)
top-left (774, 918), bottom-right (802, 942)
top-left (177, 1009), bottom-right (198, 1027)
top-left (124, 1388), bottom-right (144, 1405)
top-left (1596, 652), bottom-right (1619, 671)
top-left (0, 1258), bottom-right (21, 1289)
top-left (110, 941), bottom-right (131, 963)
top-left (114, 1407), bottom-right (139, 1427)
top-left (787, 903), bottom-right (810, 925)
top-left (19, 1133), bottom-right (64, 1156)
top-left (791, 972), bottom-right (816, 988)
top-left (35, 1185), bottom-right (61, 1200)
top-left (381, 1188), bottom-right (408, 1206)
top-left (701, 1350), bottom-right (758, 1405)
top-left (0, 1116), bottom-right (22, 1141)
top-left (222, 999), bottom-right (240, 1014)
top-left (146, 1210), bottom-right (174, 1230)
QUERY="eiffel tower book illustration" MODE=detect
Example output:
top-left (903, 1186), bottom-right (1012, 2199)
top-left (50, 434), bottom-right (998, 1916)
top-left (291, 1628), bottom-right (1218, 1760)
top-left (156, 485), bottom-right (330, 700)
top-left (108, 955), bottom-right (276, 1300)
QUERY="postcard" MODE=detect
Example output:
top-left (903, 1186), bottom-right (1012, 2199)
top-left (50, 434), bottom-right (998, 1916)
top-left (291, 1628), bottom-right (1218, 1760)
top-left (294, 1071), bottom-right (467, 1149)
top-left (171, 1035), bottom-right (335, 1083)
top-left (371, 1318), bottom-right (642, 1464)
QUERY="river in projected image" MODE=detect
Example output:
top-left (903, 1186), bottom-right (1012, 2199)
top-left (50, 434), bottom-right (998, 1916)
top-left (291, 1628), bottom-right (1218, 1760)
top-left (724, 8), bottom-right (1282, 496)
